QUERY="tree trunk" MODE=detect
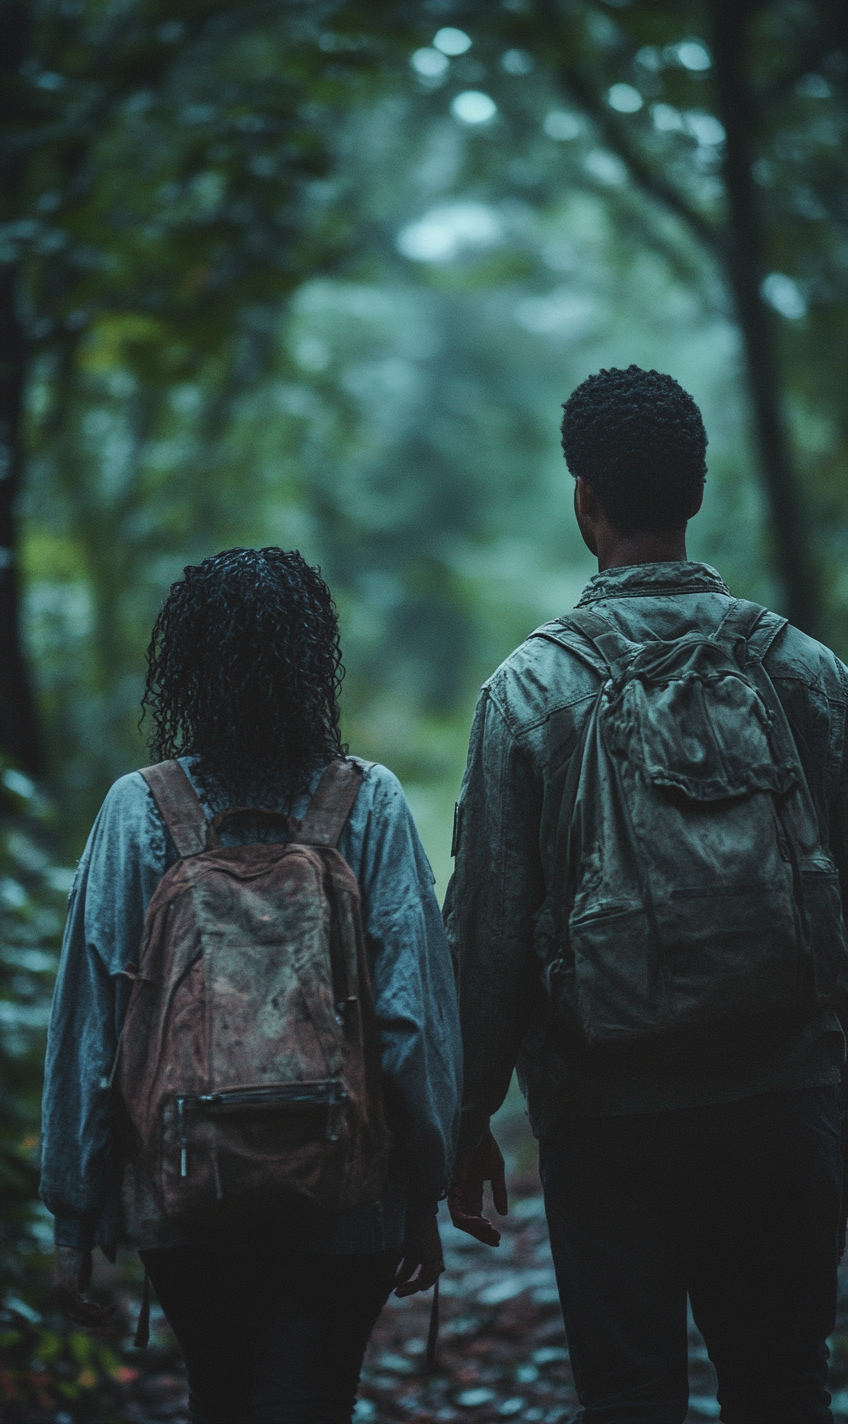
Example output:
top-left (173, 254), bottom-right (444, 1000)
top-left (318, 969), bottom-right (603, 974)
top-left (711, 0), bottom-right (819, 636)
top-left (0, 0), bottom-right (40, 772)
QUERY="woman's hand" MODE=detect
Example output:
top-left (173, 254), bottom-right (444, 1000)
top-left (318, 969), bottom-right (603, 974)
top-left (53, 1246), bottom-right (115, 1327)
top-left (394, 1212), bottom-right (444, 1297)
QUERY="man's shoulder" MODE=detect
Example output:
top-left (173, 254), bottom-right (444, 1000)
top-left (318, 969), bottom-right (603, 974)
top-left (765, 619), bottom-right (848, 701)
top-left (482, 620), bottom-right (602, 735)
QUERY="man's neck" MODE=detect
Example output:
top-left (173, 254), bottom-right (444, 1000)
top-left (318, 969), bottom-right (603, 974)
top-left (595, 528), bottom-right (688, 573)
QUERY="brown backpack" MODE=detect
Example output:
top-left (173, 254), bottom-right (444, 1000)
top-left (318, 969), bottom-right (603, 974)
top-left (117, 757), bottom-right (392, 1228)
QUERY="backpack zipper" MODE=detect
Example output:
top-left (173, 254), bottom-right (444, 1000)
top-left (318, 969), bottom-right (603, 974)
top-left (174, 1080), bottom-right (348, 1177)
top-left (191, 1081), bottom-right (348, 1111)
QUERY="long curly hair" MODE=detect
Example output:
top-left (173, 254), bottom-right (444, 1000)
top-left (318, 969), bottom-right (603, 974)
top-left (561, 365), bottom-right (707, 533)
top-left (141, 547), bottom-right (345, 806)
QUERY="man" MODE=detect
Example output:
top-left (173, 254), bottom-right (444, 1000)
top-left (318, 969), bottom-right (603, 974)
top-left (445, 365), bottom-right (848, 1424)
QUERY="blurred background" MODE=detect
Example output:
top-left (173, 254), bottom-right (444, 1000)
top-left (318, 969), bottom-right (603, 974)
top-left (1, 0), bottom-right (847, 1418)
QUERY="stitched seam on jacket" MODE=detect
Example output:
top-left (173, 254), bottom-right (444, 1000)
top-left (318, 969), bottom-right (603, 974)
top-left (769, 672), bottom-right (847, 703)
top-left (486, 680), bottom-right (598, 738)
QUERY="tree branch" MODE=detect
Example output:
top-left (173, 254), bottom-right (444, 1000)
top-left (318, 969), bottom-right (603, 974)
top-left (759, 2), bottom-right (848, 107)
top-left (554, 62), bottom-right (722, 260)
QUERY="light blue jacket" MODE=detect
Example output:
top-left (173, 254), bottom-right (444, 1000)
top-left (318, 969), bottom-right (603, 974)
top-left (41, 757), bottom-right (462, 1257)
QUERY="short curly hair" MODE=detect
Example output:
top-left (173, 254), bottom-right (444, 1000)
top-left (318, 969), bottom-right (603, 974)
top-left (141, 547), bottom-right (344, 806)
top-left (560, 365), bottom-right (707, 533)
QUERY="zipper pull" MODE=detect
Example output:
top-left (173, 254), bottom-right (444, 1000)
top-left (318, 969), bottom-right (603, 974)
top-left (177, 1097), bottom-right (188, 1177)
top-left (326, 1080), bottom-right (344, 1142)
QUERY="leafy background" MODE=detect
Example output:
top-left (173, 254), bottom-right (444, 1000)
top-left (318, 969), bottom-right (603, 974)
top-left (1, 0), bottom-right (847, 1417)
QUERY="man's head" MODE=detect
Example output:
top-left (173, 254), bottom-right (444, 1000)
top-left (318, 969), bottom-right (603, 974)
top-left (141, 547), bottom-right (344, 805)
top-left (560, 365), bottom-right (707, 535)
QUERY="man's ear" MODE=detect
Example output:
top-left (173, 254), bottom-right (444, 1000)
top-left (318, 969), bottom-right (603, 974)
top-left (574, 476), bottom-right (599, 521)
top-left (688, 483), bottom-right (705, 519)
top-left (574, 477), bottom-right (600, 556)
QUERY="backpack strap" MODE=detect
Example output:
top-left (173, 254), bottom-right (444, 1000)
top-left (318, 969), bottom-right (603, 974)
top-left (529, 609), bottom-right (639, 676)
top-left (713, 598), bottom-right (788, 666)
top-left (537, 601), bottom-right (789, 676)
top-left (138, 761), bottom-right (209, 858)
top-left (563, 608), bottom-right (641, 671)
top-left (294, 758), bottom-right (364, 848)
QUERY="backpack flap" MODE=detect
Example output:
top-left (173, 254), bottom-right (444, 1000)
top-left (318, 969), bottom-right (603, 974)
top-left (606, 637), bottom-right (796, 804)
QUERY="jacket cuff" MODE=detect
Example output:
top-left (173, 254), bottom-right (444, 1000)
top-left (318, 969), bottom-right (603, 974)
top-left (405, 1190), bottom-right (441, 1217)
top-left (53, 1214), bottom-right (97, 1252)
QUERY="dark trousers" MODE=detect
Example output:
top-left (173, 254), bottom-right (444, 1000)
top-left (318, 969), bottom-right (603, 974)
top-left (539, 1086), bottom-right (842, 1424)
top-left (141, 1240), bottom-right (400, 1424)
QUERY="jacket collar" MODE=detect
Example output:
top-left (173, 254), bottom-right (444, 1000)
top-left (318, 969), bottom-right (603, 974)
top-left (576, 561), bottom-right (731, 606)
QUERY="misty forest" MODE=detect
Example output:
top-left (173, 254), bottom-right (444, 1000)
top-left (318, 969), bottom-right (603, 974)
top-left (1, 0), bottom-right (847, 1419)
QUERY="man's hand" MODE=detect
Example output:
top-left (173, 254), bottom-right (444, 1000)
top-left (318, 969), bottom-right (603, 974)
top-left (395, 1212), bottom-right (444, 1297)
top-left (53, 1247), bottom-right (115, 1328)
top-left (448, 1128), bottom-right (508, 1246)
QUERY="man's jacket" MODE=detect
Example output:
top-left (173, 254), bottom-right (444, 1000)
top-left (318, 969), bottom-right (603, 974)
top-left (445, 562), bottom-right (848, 1150)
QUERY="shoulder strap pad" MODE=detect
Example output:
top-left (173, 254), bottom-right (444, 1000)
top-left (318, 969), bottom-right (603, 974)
top-left (561, 609), bottom-right (640, 671)
top-left (714, 598), bottom-right (788, 666)
top-left (294, 758), bottom-right (364, 848)
top-left (139, 761), bottom-right (208, 858)
top-left (529, 610), bottom-right (639, 676)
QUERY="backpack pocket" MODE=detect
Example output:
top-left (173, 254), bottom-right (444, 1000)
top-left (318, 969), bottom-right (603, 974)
top-left (652, 877), bottom-right (801, 1023)
top-left (797, 864), bottom-right (848, 1003)
top-left (160, 1079), bottom-right (350, 1220)
top-left (567, 901), bottom-right (658, 1045)
top-left (566, 874), bottom-right (805, 1044)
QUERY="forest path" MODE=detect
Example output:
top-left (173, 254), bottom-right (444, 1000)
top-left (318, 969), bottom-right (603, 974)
top-left (115, 1093), bottom-right (848, 1423)
top-left (359, 1099), bottom-right (722, 1424)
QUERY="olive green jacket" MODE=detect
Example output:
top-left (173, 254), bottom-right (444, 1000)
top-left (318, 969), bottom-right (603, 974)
top-left (444, 561), bottom-right (848, 1148)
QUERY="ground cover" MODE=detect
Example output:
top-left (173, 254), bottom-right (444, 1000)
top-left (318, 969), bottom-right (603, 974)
top-left (8, 1091), bottom-right (848, 1423)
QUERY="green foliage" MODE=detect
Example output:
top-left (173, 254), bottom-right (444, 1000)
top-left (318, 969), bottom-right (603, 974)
top-left (9, 0), bottom-right (404, 344)
top-left (0, 760), bottom-right (124, 1420)
top-left (432, 0), bottom-right (847, 640)
top-left (1, 3), bottom-right (846, 1411)
top-left (9, 0), bottom-right (846, 837)
top-left (0, 759), bottom-right (68, 1295)
top-left (0, 1300), bottom-right (127, 1422)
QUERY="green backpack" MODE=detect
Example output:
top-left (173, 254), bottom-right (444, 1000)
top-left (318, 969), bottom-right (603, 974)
top-left (531, 599), bottom-right (848, 1048)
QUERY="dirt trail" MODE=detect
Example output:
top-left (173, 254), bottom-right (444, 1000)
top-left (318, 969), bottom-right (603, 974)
top-left (358, 1101), bottom-right (722, 1424)
top-left (99, 1095), bottom-right (848, 1423)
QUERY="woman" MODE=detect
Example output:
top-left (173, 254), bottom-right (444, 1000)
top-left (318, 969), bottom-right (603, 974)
top-left (41, 547), bottom-right (462, 1424)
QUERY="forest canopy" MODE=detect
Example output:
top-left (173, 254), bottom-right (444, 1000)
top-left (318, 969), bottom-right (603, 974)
top-left (2, 0), bottom-right (847, 837)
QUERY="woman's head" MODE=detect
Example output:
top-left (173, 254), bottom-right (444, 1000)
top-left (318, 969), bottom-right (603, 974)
top-left (141, 547), bottom-right (344, 804)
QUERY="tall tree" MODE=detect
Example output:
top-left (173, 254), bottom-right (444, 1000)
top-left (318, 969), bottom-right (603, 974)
top-left (1, 2), bottom-right (38, 772)
top-left (466, 0), bottom-right (848, 636)
top-left (0, 0), bottom-right (407, 771)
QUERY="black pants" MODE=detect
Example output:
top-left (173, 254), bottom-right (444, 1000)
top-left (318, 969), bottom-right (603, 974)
top-left (539, 1086), bottom-right (842, 1424)
top-left (141, 1240), bottom-right (400, 1424)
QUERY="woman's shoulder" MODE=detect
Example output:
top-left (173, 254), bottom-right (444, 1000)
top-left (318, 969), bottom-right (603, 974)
top-left (83, 769), bottom-right (166, 857)
top-left (74, 769), bottom-right (169, 897)
top-left (99, 768), bottom-right (160, 818)
top-left (346, 757), bottom-right (409, 814)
